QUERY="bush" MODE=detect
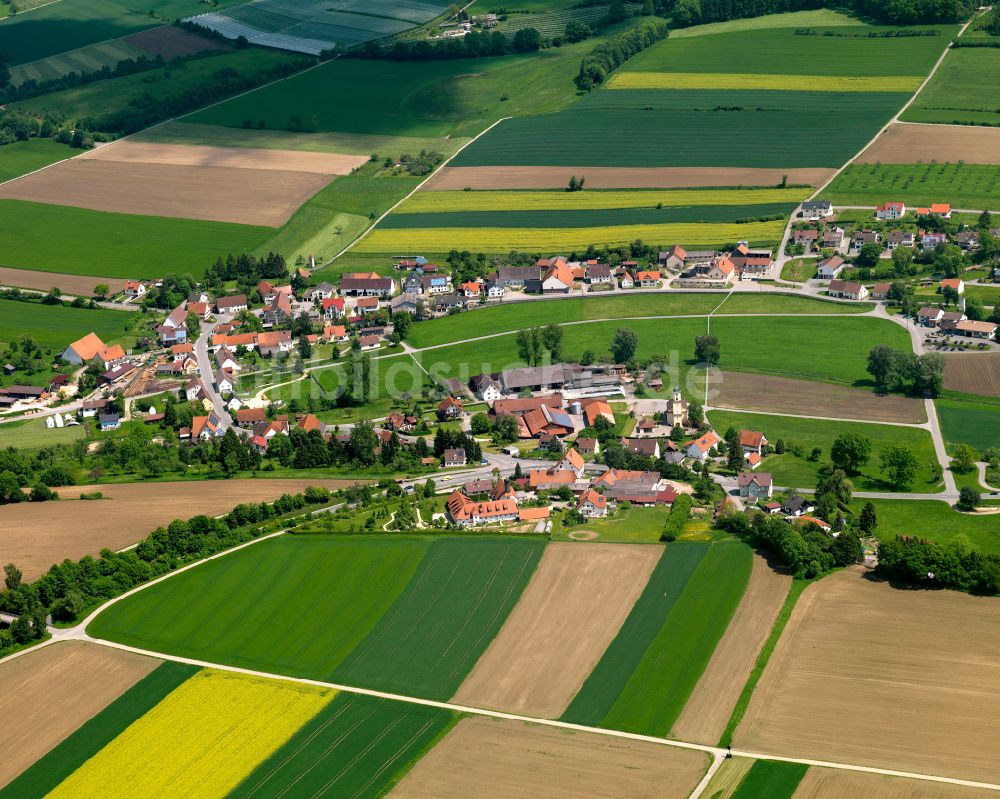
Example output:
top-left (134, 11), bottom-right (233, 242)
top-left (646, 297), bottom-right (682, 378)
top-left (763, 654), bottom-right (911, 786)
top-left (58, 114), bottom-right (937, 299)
top-left (661, 493), bottom-right (692, 542)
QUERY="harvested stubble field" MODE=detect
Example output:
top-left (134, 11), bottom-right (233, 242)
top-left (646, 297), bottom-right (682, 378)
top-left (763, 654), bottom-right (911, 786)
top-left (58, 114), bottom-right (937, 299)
top-left (46, 669), bottom-right (334, 799)
top-left (0, 266), bottom-right (126, 296)
top-left (0, 642), bottom-right (160, 790)
top-left (671, 555), bottom-right (791, 746)
top-left (388, 716), bottom-right (710, 799)
top-left (710, 371), bottom-right (926, 423)
top-left (857, 122), bottom-right (1000, 165)
top-left (735, 570), bottom-right (1000, 784)
top-left (0, 160), bottom-right (334, 227)
top-left (452, 542), bottom-right (661, 718)
top-left (123, 25), bottom-right (230, 59)
top-left (793, 768), bottom-right (1000, 799)
top-left (0, 478), bottom-right (358, 581)
top-left (943, 353), bottom-right (1000, 397)
top-left (425, 166), bottom-right (837, 190)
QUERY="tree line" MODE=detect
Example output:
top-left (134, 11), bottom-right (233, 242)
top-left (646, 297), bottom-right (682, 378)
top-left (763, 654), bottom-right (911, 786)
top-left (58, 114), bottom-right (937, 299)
top-left (667, 0), bottom-right (972, 26)
top-left (875, 535), bottom-right (1000, 595)
top-left (576, 17), bottom-right (669, 89)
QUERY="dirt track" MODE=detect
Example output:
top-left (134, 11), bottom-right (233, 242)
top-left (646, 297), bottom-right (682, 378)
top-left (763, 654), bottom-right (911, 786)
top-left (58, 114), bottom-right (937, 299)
top-left (712, 371), bottom-right (926, 423)
top-left (0, 161), bottom-right (334, 227)
top-left (83, 141), bottom-right (367, 175)
top-left (0, 641), bottom-right (160, 788)
top-left (0, 266), bottom-right (126, 296)
top-left (451, 542), bottom-right (660, 718)
top-left (671, 555), bottom-right (790, 745)
top-left (425, 166), bottom-right (837, 190)
top-left (943, 353), bottom-right (1000, 397)
top-left (735, 570), bottom-right (1000, 784)
top-left (857, 123), bottom-right (1000, 165)
top-left (0, 478), bottom-right (358, 581)
top-left (388, 716), bottom-right (709, 799)
top-left (794, 768), bottom-right (999, 799)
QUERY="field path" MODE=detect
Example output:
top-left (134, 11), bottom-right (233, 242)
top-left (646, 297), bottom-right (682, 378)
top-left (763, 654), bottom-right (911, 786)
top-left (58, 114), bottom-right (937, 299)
top-left (451, 543), bottom-right (661, 718)
top-left (671, 555), bottom-right (791, 745)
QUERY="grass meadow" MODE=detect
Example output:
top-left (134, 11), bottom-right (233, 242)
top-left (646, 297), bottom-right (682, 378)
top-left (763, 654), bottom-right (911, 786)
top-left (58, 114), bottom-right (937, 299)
top-left (0, 662), bottom-right (199, 799)
top-left (937, 397), bottom-right (1000, 452)
top-left (0, 139), bottom-right (74, 183)
top-left (11, 38), bottom-right (144, 86)
top-left (608, 71), bottom-right (921, 92)
top-left (854, 499), bottom-right (1000, 554)
top-left (0, 418), bottom-right (86, 450)
top-left (825, 163), bottom-right (1000, 211)
top-left (902, 47), bottom-right (1000, 126)
top-left (0, 298), bottom-right (135, 350)
top-left (0, 200), bottom-right (270, 279)
top-left (707, 410), bottom-right (942, 493)
top-left (89, 536), bottom-right (545, 701)
top-left (230, 694), bottom-right (456, 799)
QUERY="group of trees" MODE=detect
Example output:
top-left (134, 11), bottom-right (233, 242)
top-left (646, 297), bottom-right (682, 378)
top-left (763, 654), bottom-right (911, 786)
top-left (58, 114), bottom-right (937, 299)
top-left (202, 252), bottom-right (288, 294)
top-left (353, 27), bottom-right (541, 62)
top-left (0, 487), bottom-right (333, 656)
top-left (516, 325), bottom-right (564, 365)
top-left (576, 18), bottom-right (669, 89)
top-left (433, 427), bottom-right (483, 463)
top-left (867, 344), bottom-right (944, 397)
top-left (668, 0), bottom-right (972, 26)
top-left (875, 535), bottom-right (1000, 595)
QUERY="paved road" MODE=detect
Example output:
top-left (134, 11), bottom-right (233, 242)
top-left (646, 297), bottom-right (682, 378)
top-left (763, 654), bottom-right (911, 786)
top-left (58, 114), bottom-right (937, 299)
top-left (193, 326), bottom-right (233, 433)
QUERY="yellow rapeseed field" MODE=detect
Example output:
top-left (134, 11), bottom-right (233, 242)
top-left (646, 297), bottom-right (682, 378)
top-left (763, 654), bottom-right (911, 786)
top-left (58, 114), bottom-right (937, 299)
top-left (607, 71), bottom-right (922, 92)
top-left (356, 219), bottom-right (786, 253)
top-left (46, 669), bottom-right (335, 799)
top-left (398, 187), bottom-right (807, 214)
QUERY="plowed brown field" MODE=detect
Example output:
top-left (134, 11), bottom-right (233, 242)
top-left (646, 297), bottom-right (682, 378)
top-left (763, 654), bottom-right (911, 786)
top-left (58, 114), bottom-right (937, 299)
top-left (82, 141), bottom-right (367, 175)
top-left (857, 123), bottom-right (1000, 165)
top-left (425, 166), bottom-right (836, 190)
top-left (0, 478), bottom-right (357, 580)
top-left (0, 161), bottom-right (332, 226)
top-left (943, 353), bottom-right (1000, 397)
top-left (451, 542), bottom-right (660, 718)
top-left (711, 371), bottom-right (926, 423)
top-left (124, 26), bottom-right (231, 59)
top-left (736, 570), bottom-right (1000, 784)
top-left (388, 716), bottom-right (710, 799)
top-left (671, 555), bottom-right (790, 745)
top-left (0, 641), bottom-right (160, 788)
top-left (794, 768), bottom-right (998, 799)
top-left (0, 266), bottom-right (126, 296)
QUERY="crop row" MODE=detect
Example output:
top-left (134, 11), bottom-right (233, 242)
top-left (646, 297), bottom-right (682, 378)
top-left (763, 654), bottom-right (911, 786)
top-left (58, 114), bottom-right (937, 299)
top-left (607, 71), bottom-right (923, 93)
top-left (400, 187), bottom-right (809, 213)
top-left (356, 219), bottom-right (787, 252)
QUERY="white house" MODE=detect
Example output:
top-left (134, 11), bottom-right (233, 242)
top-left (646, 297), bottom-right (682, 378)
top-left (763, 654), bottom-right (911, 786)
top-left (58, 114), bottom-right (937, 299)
top-left (875, 202), bottom-right (906, 220)
top-left (686, 431), bottom-right (721, 461)
top-left (816, 255), bottom-right (845, 280)
top-left (801, 199), bottom-right (833, 220)
top-left (577, 489), bottom-right (608, 518)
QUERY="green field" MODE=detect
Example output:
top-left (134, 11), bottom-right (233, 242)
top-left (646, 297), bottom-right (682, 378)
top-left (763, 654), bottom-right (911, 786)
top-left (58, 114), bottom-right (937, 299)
top-left (11, 37), bottom-right (144, 86)
top-left (0, 201), bottom-right (271, 280)
top-left (188, 36), bottom-right (607, 138)
top-left (88, 536), bottom-right (544, 700)
top-left (902, 46), bottom-right (1000, 126)
top-left (0, 139), bottom-right (74, 183)
top-left (937, 398), bottom-right (1000, 452)
top-left (0, 297), bottom-right (135, 350)
top-left (707, 410), bottom-right (942, 493)
top-left (553, 505), bottom-right (671, 543)
top-left (600, 542), bottom-right (751, 736)
top-left (405, 293), bottom-right (866, 350)
top-left (379, 203), bottom-right (797, 229)
top-left (0, 0), bottom-right (247, 65)
top-left (332, 537), bottom-right (544, 699)
top-left (13, 47), bottom-right (297, 125)
top-left (230, 694), bottom-right (456, 799)
top-left (855, 498), bottom-right (1000, 554)
top-left (0, 660), bottom-right (199, 799)
top-left (780, 258), bottom-right (818, 282)
top-left (563, 543), bottom-right (709, 727)
top-left (0, 417), bottom-right (86, 449)
top-left (87, 536), bottom-right (429, 679)
top-left (668, 8), bottom-right (867, 38)
top-left (825, 163), bottom-right (1000, 212)
top-left (621, 25), bottom-right (953, 76)
top-left (731, 759), bottom-right (808, 799)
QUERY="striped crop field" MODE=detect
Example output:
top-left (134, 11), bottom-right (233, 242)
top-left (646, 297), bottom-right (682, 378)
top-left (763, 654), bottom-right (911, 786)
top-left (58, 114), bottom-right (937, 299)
top-left (356, 219), bottom-right (787, 252)
top-left (46, 670), bottom-right (335, 799)
top-left (397, 187), bottom-right (810, 213)
top-left (607, 71), bottom-right (923, 93)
